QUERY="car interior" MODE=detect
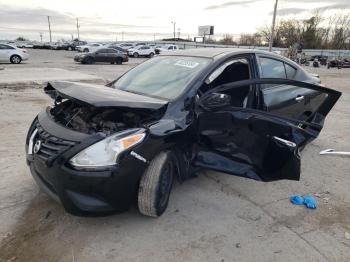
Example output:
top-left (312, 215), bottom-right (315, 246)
top-left (199, 58), bottom-right (253, 108)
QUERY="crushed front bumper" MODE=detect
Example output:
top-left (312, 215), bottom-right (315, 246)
top-left (25, 110), bottom-right (149, 216)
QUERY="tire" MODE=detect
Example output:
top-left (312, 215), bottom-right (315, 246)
top-left (138, 151), bottom-right (174, 217)
top-left (67, 46), bottom-right (73, 51)
top-left (149, 52), bottom-right (154, 58)
top-left (10, 55), bottom-right (22, 64)
top-left (85, 57), bottom-right (95, 64)
top-left (115, 57), bottom-right (122, 65)
top-left (133, 52), bottom-right (139, 58)
top-left (84, 48), bottom-right (89, 53)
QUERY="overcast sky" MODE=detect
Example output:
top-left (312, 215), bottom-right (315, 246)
top-left (0, 0), bottom-right (349, 41)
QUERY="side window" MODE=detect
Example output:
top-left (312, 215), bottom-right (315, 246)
top-left (285, 64), bottom-right (297, 79)
top-left (200, 58), bottom-right (253, 108)
top-left (168, 46), bottom-right (173, 50)
top-left (259, 57), bottom-right (286, 78)
top-left (0, 45), bottom-right (13, 50)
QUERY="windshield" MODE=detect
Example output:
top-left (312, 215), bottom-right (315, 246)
top-left (113, 56), bottom-right (211, 100)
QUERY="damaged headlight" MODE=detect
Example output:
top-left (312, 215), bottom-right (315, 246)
top-left (69, 130), bottom-right (146, 169)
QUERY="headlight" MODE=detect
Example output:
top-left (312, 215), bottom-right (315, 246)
top-left (69, 131), bottom-right (146, 169)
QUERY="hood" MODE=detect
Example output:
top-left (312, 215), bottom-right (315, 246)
top-left (44, 81), bottom-right (168, 110)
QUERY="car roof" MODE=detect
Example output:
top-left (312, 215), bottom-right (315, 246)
top-left (160, 48), bottom-right (285, 60)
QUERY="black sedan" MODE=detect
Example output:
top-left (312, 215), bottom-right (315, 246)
top-left (74, 48), bottom-right (128, 64)
top-left (26, 49), bottom-right (341, 217)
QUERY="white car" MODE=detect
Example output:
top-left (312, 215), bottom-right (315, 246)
top-left (76, 43), bottom-right (104, 53)
top-left (0, 44), bottom-right (29, 64)
top-left (16, 42), bottom-right (34, 48)
top-left (155, 44), bottom-right (178, 54)
top-left (128, 45), bottom-right (155, 58)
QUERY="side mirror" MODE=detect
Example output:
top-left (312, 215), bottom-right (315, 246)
top-left (200, 93), bottom-right (231, 109)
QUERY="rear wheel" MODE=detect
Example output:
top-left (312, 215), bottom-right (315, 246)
top-left (10, 55), bottom-right (22, 64)
top-left (84, 48), bottom-right (89, 53)
top-left (133, 52), bottom-right (139, 58)
top-left (67, 46), bottom-right (73, 51)
top-left (138, 151), bottom-right (174, 217)
top-left (149, 52), bottom-right (154, 58)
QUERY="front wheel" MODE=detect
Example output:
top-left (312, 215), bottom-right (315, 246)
top-left (67, 46), bottom-right (73, 51)
top-left (115, 57), bottom-right (123, 65)
top-left (84, 57), bottom-right (95, 64)
top-left (10, 55), bottom-right (22, 64)
top-left (133, 52), bottom-right (139, 58)
top-left (138, 151), bottom-right (174, 217)
top-left (149, 52), bottom-right (154, 58)
top-left (83, 48), bottom-right (89, 53)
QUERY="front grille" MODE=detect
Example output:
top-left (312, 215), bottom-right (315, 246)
top-left (34, 122), bottom-right (77, 166)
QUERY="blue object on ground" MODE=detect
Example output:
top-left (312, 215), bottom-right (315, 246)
top-left (290, 195), bottom-right (304, 205)
top-left (303, 195), bottom-right (317, 209)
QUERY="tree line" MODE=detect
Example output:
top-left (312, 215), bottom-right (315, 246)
top-left (211, 12), bottom-right (350, 50)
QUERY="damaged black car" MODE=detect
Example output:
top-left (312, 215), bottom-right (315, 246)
top-left (26, 49), bottom-right (341, 217)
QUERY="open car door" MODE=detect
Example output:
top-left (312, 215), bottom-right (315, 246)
top-left (195, 78), bottom-right (341, 182)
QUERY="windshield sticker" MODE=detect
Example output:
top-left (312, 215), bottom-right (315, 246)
top-left (174, 60), bottom-right (200, 69)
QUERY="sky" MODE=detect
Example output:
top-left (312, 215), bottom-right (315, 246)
top-left (0, 0), bottom-right (349, 42)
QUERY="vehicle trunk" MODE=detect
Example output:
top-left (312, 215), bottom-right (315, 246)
top-left (44, 81), bottom-right (167, 135)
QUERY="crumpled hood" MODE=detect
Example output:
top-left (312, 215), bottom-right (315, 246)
top-left (44, 81), bottom-right (168, 110)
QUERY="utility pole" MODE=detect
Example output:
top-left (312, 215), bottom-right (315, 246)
top-left (47, 16), bottom-right (52, 43)
top-left (40, 32), bottom-right (43, 42)
top-left (269, 0), bottom-right (278, 52)
top-left (76, 18), bottom-right (80, 40)
top-left (177, 28), bottom-right (181, 40)
top-left (171, 21), bottom-right (176, 41)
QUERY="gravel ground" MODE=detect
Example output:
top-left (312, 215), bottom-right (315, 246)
top-left (0, 50), bottom-right (349, 262)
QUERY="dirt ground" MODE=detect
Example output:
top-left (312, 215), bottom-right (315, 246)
top-left (0, 50), bottom-right (349, 262)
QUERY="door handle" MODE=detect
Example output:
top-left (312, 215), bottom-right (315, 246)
top-left (295, 95), bottom-right (305, 102)
top-left (273, 136), bottom-right (296, 148)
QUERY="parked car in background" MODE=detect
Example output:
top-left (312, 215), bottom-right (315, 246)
top-left (26, 49), bottom-right (340, 217)
top-left (76, 43), bottom-right (104, 53)
top-left (50, 42), bottom-right (63, 50)
top-left (155, 44), bottom-right (179, 54)
top-left (310, 55), bottom-right (328, 65)
top-left (0, 44), bottom-right (29, 64)
top-left (61, 41), bottom-right (88, 51)
top-left (74, 48), bottom-right (128, 64)
top-left (328, 58), bottom-right (350, 69)
top-left (128, 45), bottom-right (155, 58)
top-left (16, 42), bottom-right (34, 48)
top-left (118, 43), bottom-right (134, 50)
top-left (33, 42), bottom-right (52, 49)
top-left (107, 45), bottom-right (128, 54)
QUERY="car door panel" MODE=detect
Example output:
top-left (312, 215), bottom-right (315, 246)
top-left (196, 109), bottom-right (304, 181)
top-left (196, 78), bottom-right (341, 182)
top-left (262, 85), bottom-right (327, 120)
top-left (95, 51), bottom-right (105, 62)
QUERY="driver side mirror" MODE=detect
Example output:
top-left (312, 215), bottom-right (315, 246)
top-left (200, 93), bottom-right (231, 109)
